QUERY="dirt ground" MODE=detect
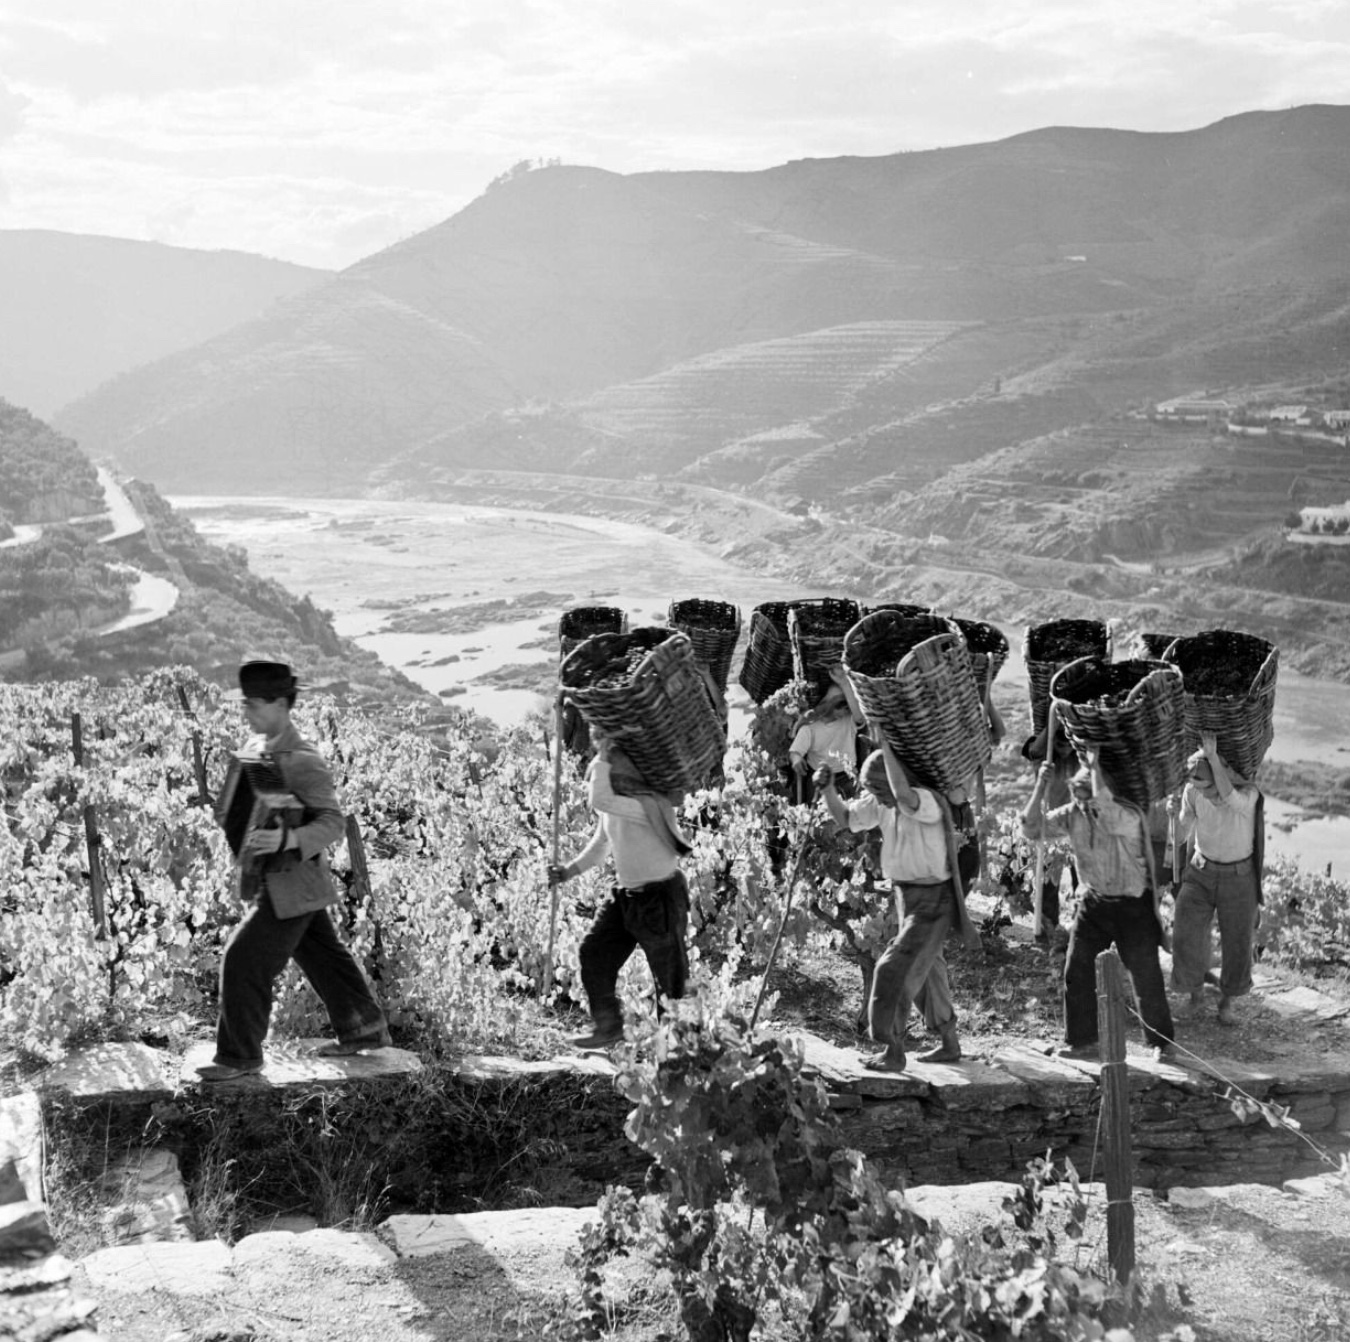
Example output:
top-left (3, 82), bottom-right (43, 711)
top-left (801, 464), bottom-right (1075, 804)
top-left (765, 902), bottom-right (1350, 1074)
top-left (82, 1247), bottom-right (560, 1342)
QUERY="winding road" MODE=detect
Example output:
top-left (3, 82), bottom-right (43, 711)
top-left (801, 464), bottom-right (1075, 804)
top-left (0, 466), bottom-right (179, 659)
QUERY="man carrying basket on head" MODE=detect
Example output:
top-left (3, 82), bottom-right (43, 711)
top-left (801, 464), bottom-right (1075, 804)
top-left (789, 680), bottom-right (860, 804)
top-left (1167, 733), bottom-right (1263, 1026)
top-left (817, 738), bottom-right (982, 1073)
top-left (549, 736), bottom-right (692, 1050)
top-left (1021, 746), bottom-right (1175, 1062)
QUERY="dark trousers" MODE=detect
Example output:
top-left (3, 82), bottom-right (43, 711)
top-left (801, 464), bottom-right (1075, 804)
top-left (1063, 892), bottom-right (1174, 1050)
top-left (579, 871), bottom-right (690, 1031)
top-left (868, 881), bottom-right (958, 1048)
top-left (215, 891), bottom-right (386, 1068)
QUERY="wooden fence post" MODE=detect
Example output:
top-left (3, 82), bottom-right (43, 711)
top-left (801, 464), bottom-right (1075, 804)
top-left (70, 712), bottom-right (108, 940)
top-left (543, 691), bottom-right (564, 999)
top-left (345, 814), bottom-right (372, 906)
top-left (176, 686), bottom-right (211, 805)
top-left (1095, 946), bottom-right (1136, 1285)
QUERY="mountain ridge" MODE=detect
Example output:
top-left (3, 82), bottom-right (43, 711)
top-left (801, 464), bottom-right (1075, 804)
top-left (59, 106), bottom-right (1350, 492)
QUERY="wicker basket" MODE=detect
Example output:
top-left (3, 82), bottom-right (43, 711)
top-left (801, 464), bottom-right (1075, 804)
top-left (788, 597), bottom-right (862, 691)
top-left (1161, 630), bottom-right (1278, 778)
top-left (559, 606), bottom-right (626, 660)
top-left (1024, 619), bottom-right (1110, 736)
top-left (668, 598), bottom-right (741, 693)
top-left (950, 617), bottom-right (1010, 695)
top-left (560, 628), bottom-right (726, 794)
top-left (842, 610), bottom-right (992, 793)
top-left (738, 602), bottom-right (795, 704)
top-left (1050, 657), bottom-right (1187, 810)
top-left (862, 602), bottom-right (930, 620)
top-left (1139, 632), bottom-right (1180, 659)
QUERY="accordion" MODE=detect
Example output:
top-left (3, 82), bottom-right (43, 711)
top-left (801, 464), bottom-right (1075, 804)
top-left (216, 750), bottom-right (303, 872)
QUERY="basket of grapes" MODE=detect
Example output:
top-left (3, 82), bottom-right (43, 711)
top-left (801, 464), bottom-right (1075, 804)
top-left (561, 627), bottom-right (726, 793)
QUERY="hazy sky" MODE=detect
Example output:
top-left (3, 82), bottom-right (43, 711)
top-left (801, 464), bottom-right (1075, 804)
top-left (1, 1), bottom-right (1347, 271)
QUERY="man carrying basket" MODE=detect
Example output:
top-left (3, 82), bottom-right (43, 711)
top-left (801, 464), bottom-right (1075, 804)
top-left (1021, 747), bottom-right (1175, 1062)
top-left (549, 736), bottom-right (692, 1049)
top-left (1167, 733), bottom-right (1262, 1026)
top-left (817, 739), bottom-right (981, 1073)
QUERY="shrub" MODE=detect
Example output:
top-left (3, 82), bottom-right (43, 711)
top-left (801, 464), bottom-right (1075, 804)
top-left (557, 1006), bottom-right (1132, 1341)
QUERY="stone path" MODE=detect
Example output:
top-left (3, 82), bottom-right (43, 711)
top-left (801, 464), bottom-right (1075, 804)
top-left (8, 974), bottom-right (1350, 1340)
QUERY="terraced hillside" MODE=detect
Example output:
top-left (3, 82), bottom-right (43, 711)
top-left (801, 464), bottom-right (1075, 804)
top-left (762, 387), bottom-right (1103, 506)
top-left (53, 107), bottom-right (1350, 498)
top-left (570, 319), bottom-right (969, 474)
top-left (878, 421), bottom-right (1350, 564)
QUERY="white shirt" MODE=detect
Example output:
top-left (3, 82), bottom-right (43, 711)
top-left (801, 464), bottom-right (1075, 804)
top-left (789, 715), bottom-right (858, 775)
top-left (1179, 783), bottom-right (1258, 863)
top-left (569, 757), bottom-right (679, 888)
top-left (845, 788), bottom-right (949, 884)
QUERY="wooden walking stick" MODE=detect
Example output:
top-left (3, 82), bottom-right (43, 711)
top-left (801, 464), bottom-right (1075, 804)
top-left (543, 689), bottom-right (565, 999)
top-left (750, 831), bottom-right (812, 1031)
top-left (1032, 702), bottom-right (1058, 940)
top-left (1170, 792), bottom-right (1182, 886)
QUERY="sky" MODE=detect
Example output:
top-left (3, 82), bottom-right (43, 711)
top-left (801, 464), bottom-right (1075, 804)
top-left (1, 0), bottom-right (1348, 272)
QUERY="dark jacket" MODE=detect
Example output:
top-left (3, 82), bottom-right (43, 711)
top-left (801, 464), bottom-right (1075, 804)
top-left (238, 723), bottom-right (345, 919)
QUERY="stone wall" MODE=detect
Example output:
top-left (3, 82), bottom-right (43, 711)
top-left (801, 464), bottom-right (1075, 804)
top-left (30, 1034), bottom-right (1350, 1227)
top-left (804, 1036), bottom-right (1350, 1191)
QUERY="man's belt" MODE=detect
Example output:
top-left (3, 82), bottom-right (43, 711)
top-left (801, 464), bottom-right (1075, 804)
top-left (1193, 853), bottom-right (1253, 869)
top-left (618, 873), bottom-right (681, 897)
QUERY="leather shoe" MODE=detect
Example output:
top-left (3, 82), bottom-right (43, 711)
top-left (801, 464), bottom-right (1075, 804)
top-left (570, 1026), bottom-right (624, 1051)
top-left (196, 1062), bottom-right (263, 1082)
top-left (316, 1024), bottom-right (393, 1057)
top-left (1054, 1043), bottom-right (1099, 1061)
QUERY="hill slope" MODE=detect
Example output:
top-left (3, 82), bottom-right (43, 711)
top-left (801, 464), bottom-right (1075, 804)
top-left (58, 106), bottom-right (1350, 495)
top-left (0, 231), bottom-right (328, 420)
top-left (0, 399), bottom-right (420, 698)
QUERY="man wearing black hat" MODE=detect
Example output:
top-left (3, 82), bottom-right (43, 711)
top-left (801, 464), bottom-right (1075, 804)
top-left (197, 659), bottom-right (389, 1082)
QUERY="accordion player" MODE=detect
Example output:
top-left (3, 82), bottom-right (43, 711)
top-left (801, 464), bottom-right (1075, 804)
top-left (216, 750), bottom-right (305, 875)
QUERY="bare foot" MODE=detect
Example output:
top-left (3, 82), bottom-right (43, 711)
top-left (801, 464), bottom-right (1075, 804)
top-left (915, 1027), bottom-right (962, 1063)
top-left (915, 1043), bottom-right (962, 1064)
top-left (862, 1047), bottom-right (907, 1074)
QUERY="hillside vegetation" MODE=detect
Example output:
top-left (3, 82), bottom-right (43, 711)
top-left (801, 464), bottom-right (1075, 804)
top-left (56, 107), bottom-right (1350, 497)
top-left (0, 399), bottom-right (423, 699)
top-left (0, 403), bottom-right (103, 536)
top-left (29, 106), bottom-right (1350, 684)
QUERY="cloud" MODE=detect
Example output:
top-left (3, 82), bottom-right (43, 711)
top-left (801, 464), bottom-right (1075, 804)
top-left (0, 0), bottom-right (1348, 265)
top-left (0, 78), bottom-right (30, 140)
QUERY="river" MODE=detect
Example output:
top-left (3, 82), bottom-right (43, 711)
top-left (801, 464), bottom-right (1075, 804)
top-left (173, 494), bottom-right (1350, 875)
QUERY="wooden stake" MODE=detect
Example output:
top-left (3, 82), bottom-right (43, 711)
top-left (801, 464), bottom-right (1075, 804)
top-left (750, 832), bottom-right (812, 1031)
top-left (70, 713), bottom-right (107, 940)
top-left (1032, 704), bottom-right (1058, 939)
top-left (1095, 946), bottom-right (1136, 1286)
top-left (176, 685), bottom-right (211, 805)
top-left (1170, 797), bottom-right (1182, 886)
top-left (345, 814), bottom-right (372, 905)
top-left (543, 690), bottom-right (564, 999)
